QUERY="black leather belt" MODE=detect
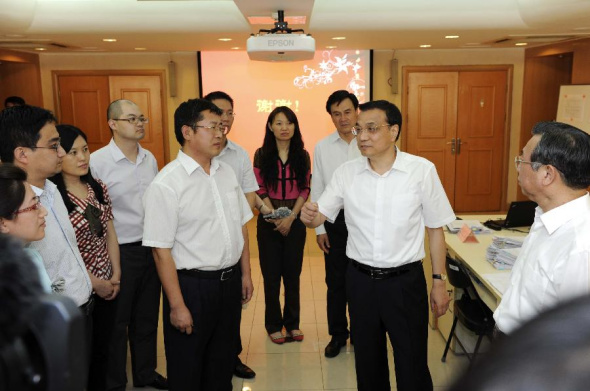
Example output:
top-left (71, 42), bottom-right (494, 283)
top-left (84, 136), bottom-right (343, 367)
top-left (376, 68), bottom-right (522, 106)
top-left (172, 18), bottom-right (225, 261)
top-left (351, 259), bottom-right (422, 280)
top-left (79, 294), bottom-right (95, 316)
top-left (178, 263), bottom-right (239, 281)
top-left (120, 241), bottom-right (143, 247)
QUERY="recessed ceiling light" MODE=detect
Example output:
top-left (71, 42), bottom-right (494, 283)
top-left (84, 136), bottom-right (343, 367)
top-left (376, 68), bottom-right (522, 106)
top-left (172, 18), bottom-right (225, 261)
top-left (218, 38), bottom-right (232, 42)
top-left (445, 35), bottom-right (459, 39)
top-left (230, 47), bottom-right (240, 50)
top-left (515, 42), bottom-right (528, 46)
top-left (332, 37), bottom-right (346, 40)
top-left (326, 46), bottom-right (337, 49)
top-left (134, 47), bottom-right (147, 51)
top-left (420, 44), bottom-right (431, 48)
top-left (103, 38), bottom-right (117, 42)
top-left (34, 47), bottom-right (46, 51)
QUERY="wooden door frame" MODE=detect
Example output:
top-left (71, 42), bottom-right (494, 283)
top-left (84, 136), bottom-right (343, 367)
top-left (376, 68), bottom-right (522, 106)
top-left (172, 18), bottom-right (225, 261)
top-left (52, 69), bottom-right (170, 164)
top-left (402, 65), bottom-right (513, 211)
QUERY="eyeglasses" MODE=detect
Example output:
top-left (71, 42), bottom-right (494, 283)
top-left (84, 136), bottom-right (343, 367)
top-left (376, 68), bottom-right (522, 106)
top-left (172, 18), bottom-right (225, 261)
top-left (14, 197), bottom-right (42, 216)
top-left (192, 124), bottom-right (229, 135)
top-left (112, 117), bottom-right (149, 125)
top-left (514, 156), bottom-right (542, 170)
top-left (33, 140), bottom-right (61, 152)
top-left (351, 124), bottom-right (391, 136)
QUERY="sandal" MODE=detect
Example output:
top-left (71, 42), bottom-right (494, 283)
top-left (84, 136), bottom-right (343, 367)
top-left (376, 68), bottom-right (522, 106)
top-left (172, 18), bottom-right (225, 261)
top-left (269, 331), bottom-right (286, 344)
top-left (286, 329), bottom-right (304, 342)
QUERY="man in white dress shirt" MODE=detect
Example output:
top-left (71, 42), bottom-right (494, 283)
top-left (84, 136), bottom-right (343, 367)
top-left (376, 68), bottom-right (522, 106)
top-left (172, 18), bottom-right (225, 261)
top-left (90, 100), bottom-right (167, 390)
top-left (204, 91), bottom-right (258, 379)
top-left (0, 105), bottom-right (94, 355)
top-left (494, 122), bottom-right (590, 335)
top-left (301, 100), bottom-right (454, 391)
top-left (311, 90), bottom-right (361, 358)
top-left (143, 99), bottom-right (254, 391)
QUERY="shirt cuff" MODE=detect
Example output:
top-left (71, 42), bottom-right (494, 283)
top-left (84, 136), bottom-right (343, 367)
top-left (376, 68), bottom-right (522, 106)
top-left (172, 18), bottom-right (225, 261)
top-left (315, 224), bottom-right (327, 235)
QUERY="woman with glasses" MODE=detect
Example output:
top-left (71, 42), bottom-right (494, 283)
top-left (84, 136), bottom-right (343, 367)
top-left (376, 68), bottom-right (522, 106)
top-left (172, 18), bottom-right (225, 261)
top-left (0, 163), bottom-right (52, 292)
top-left (254, 106), bottom-right (311, 344)
top-left (50, 124), bottom-right (121, 391)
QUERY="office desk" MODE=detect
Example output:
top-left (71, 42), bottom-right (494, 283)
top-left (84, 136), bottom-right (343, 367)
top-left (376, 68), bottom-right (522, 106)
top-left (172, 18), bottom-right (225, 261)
top-left (435, 215), bottom-right (528, 352)
top-left (444, 215), bottom-right (528, 311)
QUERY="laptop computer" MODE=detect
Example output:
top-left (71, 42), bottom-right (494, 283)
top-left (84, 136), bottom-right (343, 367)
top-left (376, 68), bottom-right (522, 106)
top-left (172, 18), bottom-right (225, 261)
top-left (484, 201), bottom-right (538, 230)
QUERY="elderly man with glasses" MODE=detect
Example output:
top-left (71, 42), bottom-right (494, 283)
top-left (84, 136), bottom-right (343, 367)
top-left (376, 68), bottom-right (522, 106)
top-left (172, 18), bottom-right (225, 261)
top-left (301, 100), bottom-right (455, 391)
top-left (90, 99), bottom-right (167, 390)
top-left (494, 122), bottom-right (590, 336)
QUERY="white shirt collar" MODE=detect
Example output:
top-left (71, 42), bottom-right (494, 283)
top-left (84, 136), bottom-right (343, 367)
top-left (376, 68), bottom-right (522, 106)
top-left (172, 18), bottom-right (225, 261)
top-left (540, 193), bottom-right (590, 235)
top-left (177, 149), bottom-right (220, 176)
top-left (358, 146), bottom-right (405, 177)
top-left (108, 138), bottom-right (147, 164)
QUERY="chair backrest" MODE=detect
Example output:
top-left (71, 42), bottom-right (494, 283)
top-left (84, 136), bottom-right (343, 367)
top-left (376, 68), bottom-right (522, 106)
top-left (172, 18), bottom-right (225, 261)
top-left (445, 256), bottom-right (473, 289)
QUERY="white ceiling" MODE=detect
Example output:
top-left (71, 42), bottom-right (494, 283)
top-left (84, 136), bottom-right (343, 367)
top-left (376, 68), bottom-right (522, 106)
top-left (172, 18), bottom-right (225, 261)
top-left (1, 0), bottom-right (590, 53)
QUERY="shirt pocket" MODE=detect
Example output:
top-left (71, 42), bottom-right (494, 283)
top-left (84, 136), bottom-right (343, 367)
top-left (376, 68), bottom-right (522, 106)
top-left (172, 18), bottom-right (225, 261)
top-left (225, 189), bottom-right (241, 222)
top-left (389, 194), bottom-right (420, 226)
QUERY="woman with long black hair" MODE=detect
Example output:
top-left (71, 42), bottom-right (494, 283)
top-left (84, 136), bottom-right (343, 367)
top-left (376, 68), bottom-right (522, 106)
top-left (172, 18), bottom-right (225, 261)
top-left (254, 106), bottom-right (311, 344)
top-left (50, 124), bottom-right (121, 391)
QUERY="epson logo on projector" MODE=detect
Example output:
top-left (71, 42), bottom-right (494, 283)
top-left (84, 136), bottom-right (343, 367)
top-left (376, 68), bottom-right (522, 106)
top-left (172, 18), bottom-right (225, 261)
top-left (268, 39), bottom-right (294, 47)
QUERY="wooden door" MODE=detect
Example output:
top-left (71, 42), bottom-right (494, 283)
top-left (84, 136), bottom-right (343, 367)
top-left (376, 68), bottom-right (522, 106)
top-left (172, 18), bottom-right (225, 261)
top-left (56, 75), bottom-right (111, 155)
top-left (109, 76), bottom-right (165, 168)
top-left (405, 68), bottom-right (509, 212)
top-left (407, 72), bottom-right (458, 206)
top-left (455, 71), bottom-right (507, 212)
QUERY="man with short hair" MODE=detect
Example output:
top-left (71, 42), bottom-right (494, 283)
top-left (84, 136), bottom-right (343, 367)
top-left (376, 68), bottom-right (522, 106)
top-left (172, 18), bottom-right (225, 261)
top-left (204, 90), bottom-right (257, 379)
top-left (90, 99), bottom-right (167, 390)
top-left (311, 90), bottom-right (361, 358)
top-left (143, 98), bottom-right (254, 390)
top-left (301, 100), bottom-right (454, 391)
top-left (494, 122), bottom-right (590, 335)
top-left (0, 105), bottom-right (93, 335)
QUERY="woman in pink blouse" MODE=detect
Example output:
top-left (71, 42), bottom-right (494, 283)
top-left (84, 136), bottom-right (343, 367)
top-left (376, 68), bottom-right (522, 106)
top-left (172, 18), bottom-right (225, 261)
top-left (254, 106), bottom-right (311, 344)
top-left (50, 125), bottom-right (121, 391)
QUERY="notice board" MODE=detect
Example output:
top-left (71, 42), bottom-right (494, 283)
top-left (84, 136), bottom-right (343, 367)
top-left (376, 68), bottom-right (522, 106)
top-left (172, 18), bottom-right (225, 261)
top-left (556, 85), bottom-right (590, 134)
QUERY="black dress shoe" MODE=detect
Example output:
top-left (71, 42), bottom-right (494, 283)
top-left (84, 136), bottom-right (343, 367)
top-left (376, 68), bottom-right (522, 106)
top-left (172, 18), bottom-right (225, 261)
top-left (234, 362), bottom-right (256, 379)
top-left (136, 373), bottom-right (168, 389)
top-left (324, 339), bottom-right (346, 358)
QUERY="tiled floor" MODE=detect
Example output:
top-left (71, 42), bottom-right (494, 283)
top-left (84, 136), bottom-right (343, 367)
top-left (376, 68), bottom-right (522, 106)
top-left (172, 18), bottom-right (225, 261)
top-left (126, 220), bottom-right (469, 390)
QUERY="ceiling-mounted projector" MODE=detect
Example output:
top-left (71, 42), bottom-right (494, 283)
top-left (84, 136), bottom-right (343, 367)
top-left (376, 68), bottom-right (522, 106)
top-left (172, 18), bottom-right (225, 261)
top-left (247, 10), bottom-right (315, 62)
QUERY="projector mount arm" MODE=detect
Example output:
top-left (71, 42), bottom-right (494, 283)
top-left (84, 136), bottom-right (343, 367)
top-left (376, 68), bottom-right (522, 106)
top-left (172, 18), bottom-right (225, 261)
top-left (259, 10), bottom-right (305, 34)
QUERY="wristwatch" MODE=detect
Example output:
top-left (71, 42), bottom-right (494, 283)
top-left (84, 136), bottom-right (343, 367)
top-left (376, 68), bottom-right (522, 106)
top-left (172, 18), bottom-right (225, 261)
top-left (432, 274), bottom-right (447, 281)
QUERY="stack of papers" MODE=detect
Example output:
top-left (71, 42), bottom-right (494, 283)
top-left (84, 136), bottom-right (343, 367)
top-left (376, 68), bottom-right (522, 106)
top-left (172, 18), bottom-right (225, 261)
top-left (491, 235), bottom-right (525, 249)
top-left (446, 220), bottom-right (492, 234)
top-left (486, 235), bottom-right (524, 269)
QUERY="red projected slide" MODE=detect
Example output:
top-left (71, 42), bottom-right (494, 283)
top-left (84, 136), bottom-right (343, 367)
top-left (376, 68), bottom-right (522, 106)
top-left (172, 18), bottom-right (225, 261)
top-left (200, 50), bottom-right (371, 165)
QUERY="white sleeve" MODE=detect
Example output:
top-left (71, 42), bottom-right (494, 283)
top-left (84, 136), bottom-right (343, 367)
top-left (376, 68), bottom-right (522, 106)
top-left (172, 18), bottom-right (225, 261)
top-left (311, 144), bottom-right (327, 235)
top-left (317, 165), bottom-right (345, 223)
top-left (239, 150), bottom-right (260, 193)
top-left (142, 182), bottom-right (178, 248)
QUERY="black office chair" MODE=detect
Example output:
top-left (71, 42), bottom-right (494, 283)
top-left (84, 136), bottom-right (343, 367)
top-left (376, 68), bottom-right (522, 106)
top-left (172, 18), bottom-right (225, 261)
top-left (441, 256), bottom-right (495, 367)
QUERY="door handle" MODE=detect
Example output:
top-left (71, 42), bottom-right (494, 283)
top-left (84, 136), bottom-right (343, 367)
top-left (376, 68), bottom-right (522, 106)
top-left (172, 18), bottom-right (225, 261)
top-left (456, 138), bottom-right (461, 154)
top-left (446, 138), bottom-right (456, 155)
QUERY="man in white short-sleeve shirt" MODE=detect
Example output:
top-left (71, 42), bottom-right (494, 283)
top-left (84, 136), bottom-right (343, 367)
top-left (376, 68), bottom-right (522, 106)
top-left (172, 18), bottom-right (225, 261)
top-left (311, 90), bottom-right (361, 358)
top-left (494, 122), bottom-right (590, 335)
top-left (204, 90), bottom-right (258, 380)
top-left (143, 98), bottom-right (254, 391)
top-left (90, 99), bottom-right (165, 390)
top-left (301, 100), bottom-right (455, 391)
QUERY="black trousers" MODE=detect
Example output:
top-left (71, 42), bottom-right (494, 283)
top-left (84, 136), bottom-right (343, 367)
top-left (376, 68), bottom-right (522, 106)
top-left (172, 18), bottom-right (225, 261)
top-left (323, 211), bottom-right (351, 342)
top-left (257, 214), bottom-right (306, 334)
top-left (107, 245), bottom-right (161, 390)
top-left (163, 268), bottom-right (242, 391)
top-left (347, 261), bottom-right (432, 391)
top-left (88, 295), bottom-right (117, 391)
